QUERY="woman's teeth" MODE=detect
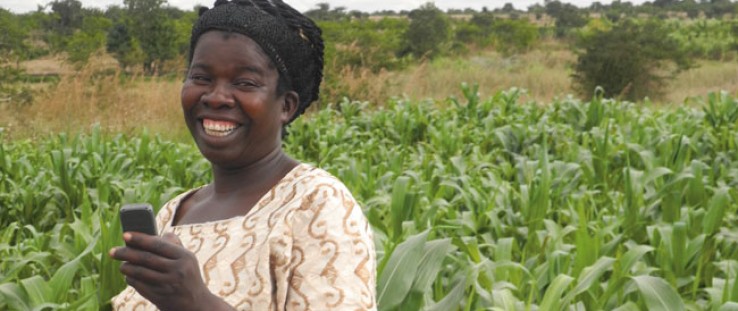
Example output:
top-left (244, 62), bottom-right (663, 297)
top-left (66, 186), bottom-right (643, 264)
top-left (203, 119), bottom-right (238, 137)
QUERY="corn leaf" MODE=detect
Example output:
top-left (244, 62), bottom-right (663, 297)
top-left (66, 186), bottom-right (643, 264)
top-left (720, 302), bottom-right (738, 311)
top-left (411, 238), bottom-right (455, 293)
top-left (377, 230), bottom-right (428, 311)
top-left (632, 275), bottom-right (685, 311)
top-left (539, 274), bottom-right (574, 311)
top-left (424, 278), bottom-right (466, 311)
top-left (704, 187), bottom-right (730, 236)
top-left (0, 283), bottom-right (31, 311)
top-left (20, 276), bottom-right (50, 308)
top-left (570, 256), bottom-right (615, 298)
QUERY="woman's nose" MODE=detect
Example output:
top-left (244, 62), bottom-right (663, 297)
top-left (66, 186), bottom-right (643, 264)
top-left (201, 83), bottom-right (235, 108)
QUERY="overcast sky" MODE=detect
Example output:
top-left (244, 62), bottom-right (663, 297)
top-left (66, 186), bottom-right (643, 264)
top-left (3, 0), bottom-right (650, 14)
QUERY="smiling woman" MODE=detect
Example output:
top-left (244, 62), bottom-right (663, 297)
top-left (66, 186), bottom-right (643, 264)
top-left (108, 1), bottom-right (376, 310)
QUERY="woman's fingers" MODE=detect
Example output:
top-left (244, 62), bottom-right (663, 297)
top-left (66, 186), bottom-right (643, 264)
top-left (121, 232), bottom-right (184, 259)
top-left (110, 246), bottom-right (173, 272)
top-left (120, 261), bottom-right (172, 284)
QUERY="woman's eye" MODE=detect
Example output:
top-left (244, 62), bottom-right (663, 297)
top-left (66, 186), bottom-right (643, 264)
top-left (234, 80), bottom-right (258, 88)
top-left (190, 75), bottom-right (210, 83)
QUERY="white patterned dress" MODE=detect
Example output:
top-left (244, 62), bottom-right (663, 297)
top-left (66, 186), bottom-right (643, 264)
top-left (111, 164), bottom-right (377, 310)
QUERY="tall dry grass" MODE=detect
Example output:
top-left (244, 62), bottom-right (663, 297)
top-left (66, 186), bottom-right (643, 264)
top-left (4, 46), bottom-right (738, 140)
top-left (0, 63), bottom-right (187, 141)
top-left (667, 60), bottom-right (738, 104)
top-left (328, 41), bottom-right (576, 105)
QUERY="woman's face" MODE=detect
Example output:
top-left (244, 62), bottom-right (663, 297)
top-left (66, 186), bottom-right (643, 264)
top-left (181, 31), bottom-right (296, 168)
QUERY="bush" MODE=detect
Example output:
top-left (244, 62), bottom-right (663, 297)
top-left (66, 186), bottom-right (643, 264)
top-left (0, 66), bottom-right (33, 106)
top-left (401, 2), bottom-right (450, 59)
top-left (490, 19), bottom-right (539, 55)
top-left (571, 19), bottom-right (693, 101)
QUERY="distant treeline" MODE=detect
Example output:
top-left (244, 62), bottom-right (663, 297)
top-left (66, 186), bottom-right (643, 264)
top-left (2, 0), bottom-right (738, 103)
top-left (1, 0), bottom-right (737, 72)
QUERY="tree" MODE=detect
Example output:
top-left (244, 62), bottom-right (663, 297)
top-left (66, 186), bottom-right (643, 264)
top-left (117, 0), bottom-right (177, 74)
top-left (528, 4), bottom-right (545, 20)
top-left (704, 0), bottom-right (735, 19)
top-left (67, 15), bottom-right (112, 64)
top-left (589, 2), bottom-right (605, 12)
top-left (305, 3), bottom-right (349, 21)
top-left (653, 0), bottom-right (678, 8)
top-left (572, 19), bottom-right (693, 101)
top-left (106, 23), bottom-right (145, 71)
top-left (490, 19), bottom-right (539, 55)
top-left (47, 0), bottom-right (83, 35)
top-left (401, 2), bottom-right (450, 59)
top-left (0, 9), bottom-right (29, 63)
top-left (501, 3), bottom-right (516, 13)
top-left (42, 0), bottom-right (84, 51)
top-left (545, 0), bottom-right (588, 38)
top-left (679, 0), bottom-right (701, 18)
top-left (0, 9), bottom-right (33, 104)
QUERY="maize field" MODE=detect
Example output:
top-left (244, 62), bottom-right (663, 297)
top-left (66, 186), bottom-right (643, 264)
top-left (2, 85), bottom-right (738, 310)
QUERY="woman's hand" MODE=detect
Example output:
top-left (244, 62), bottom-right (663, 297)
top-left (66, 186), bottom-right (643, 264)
top-left (109, 232), bottom-right (234, 311)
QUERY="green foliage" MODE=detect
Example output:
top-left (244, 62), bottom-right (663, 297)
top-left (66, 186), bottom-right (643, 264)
top-left (99, 0), bottom-right (180, 74)
top-left (0, 9), bottom-right (31, 62)
top-left (171, 11), bottom-right (198, 56)
top-left (106, 22), bottom-right (145, 71)
top-left (0, 9), bottom-right (34, 105)
top-left (316, 17), bottom-right (410, 102)
top-left (670, 20), bottom-right (737, 61)
top-left (454, 12), bottom-right (495, 47)
top-left (304, 2), bottom-right (350, 21)
top-left (47, 0), bottom-right (84, 36)
top-left (489, 19), bottom-right (539, 55)
top-left (401, 2), bottom-right (450, 59)
top-left (43, 0), bottom-right (84, 52)
top-left (572, 19), bottom-right (693, 101)
top-left (454, 22), bottom-right (484, 46)
top-left (0, 66), bottom-right (33, 106)
top-left (124, 0), bottom-right (178, 74)
top-left (320, 18), bottom-right (408, 72)
top-left (455, 13), bottom-right (539, 54)
top-left (66, 15), bottom-right (112, 64)
top-left (545, 0), bottom-right (589, 38)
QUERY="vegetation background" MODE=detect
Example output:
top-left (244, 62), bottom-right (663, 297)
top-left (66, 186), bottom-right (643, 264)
top-left (3, 0), bottom-right (738, 310)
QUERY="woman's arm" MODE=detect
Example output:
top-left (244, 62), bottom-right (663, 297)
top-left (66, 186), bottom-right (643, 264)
top-left (109, 232), bottom-right (236, 311)
top-left (286, 183), bottom-right (377, 310)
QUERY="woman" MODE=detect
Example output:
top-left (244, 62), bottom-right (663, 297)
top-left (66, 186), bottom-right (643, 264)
top-left (109, 1), bottom-right (376, 310)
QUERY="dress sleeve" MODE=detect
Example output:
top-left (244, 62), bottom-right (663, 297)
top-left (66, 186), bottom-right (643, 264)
top-left (286, 181), bottom-right (377, 311)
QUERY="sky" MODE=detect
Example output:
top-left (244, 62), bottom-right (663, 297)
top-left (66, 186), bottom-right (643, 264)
top-left (3, 0), bottom-right (650, 14)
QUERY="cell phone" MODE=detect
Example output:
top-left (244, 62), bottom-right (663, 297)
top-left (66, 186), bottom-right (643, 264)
top-left (120, 203), bottom-right (158, 236)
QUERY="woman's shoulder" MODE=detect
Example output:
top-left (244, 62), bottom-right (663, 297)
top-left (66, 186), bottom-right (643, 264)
top-left (285, 164), bottom-right (365, 223)
top-left (290, 163), bottom-right (356, 199)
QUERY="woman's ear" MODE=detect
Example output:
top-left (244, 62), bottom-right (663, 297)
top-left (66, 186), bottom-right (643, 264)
top-left (280, 91), bottom-right (299, 125)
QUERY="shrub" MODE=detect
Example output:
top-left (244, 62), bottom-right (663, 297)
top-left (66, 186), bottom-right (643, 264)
top-left (571, 19), bottom-right (693, 101)
top-left (401, 2), bottom-right (450, 59)
top-left (490, 19), bottom-right (539, 55)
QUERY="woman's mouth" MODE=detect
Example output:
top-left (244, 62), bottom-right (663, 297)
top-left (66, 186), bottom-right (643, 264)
top-left (202, 118), bottom-right (240, 137)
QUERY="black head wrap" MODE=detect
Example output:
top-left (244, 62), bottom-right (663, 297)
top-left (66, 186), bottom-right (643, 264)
top-left (189, 0), bottom-right (324, 123)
